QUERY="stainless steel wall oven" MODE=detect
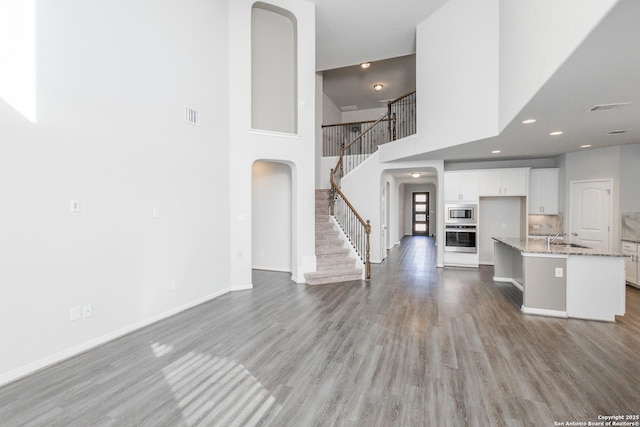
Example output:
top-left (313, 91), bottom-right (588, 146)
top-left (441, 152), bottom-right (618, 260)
top-left (444, 225), bottom-right (477, 253)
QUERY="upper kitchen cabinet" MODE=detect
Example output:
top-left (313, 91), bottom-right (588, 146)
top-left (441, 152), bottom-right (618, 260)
top-left (478, 168), bottom-right (529, 197)
top-left (444, 171), bottom-right (479, 202)
top-left (529, 168), bottom-right (559, 215)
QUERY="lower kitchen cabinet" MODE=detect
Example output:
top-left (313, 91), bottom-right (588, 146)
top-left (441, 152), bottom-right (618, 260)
top-left (622, 240), bottom-right (639, 288)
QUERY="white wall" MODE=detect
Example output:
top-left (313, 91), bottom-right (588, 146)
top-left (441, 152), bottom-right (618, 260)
top-left (479, 198), bottom-right (523, 264)
top-left (499, 0), bottom-right (618, 128)
top-left (322, 92), bottom-right (342, 125)
top-left (381, 1), bottom-right (617, 163)
top-left (251, 5), bottom-right (296, 133)
top-left (252, 161), bottom-right (292, 271)
top-left (340, 151), bottom-right (444, 266)
top-left (416, 0), bottom-right (500, 152)
top-left (229, 0), bottom-right (316, 287)
top-left (620, 144), bottom-right (640, 212)
top-left (0, 0), bottom-right (231, 384)
top-left (341, 107), bottom-right (387, 124)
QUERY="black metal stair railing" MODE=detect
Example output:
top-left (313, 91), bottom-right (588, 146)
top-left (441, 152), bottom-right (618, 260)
top-left (325, 90), bottom-right (417, 280)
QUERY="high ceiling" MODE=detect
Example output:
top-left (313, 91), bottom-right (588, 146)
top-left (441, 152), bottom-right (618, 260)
top-left (322, 55), bottom-right (416, 112)
top-left (313, 0), bottom-right (447, 71)
top-left (401, 0), bottom-right (640, 162)
top-left (314, 0), bottom-right (640, 162)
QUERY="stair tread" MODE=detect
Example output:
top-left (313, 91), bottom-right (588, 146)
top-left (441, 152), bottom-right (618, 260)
top-left (315, 246), bottom-right (349, 255)
top-left (304, 267), bottom-right (362, 278)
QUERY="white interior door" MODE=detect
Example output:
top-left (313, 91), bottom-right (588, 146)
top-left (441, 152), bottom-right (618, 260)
top-left (570, 180), bottom-right (611, 250)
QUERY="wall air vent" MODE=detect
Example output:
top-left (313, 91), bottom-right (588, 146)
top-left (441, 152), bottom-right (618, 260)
top-left (607, 129), bottom-right (631, 135)
top-left (184, 105), bottom-right (200, 126)
top-left (587, 102), bottom-right (631, 112)
top-left (339, 105), bottom-right (358, 112)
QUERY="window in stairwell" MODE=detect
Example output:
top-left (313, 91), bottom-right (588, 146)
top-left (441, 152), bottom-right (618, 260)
top-left (251, 3), bottom-right (297, 134)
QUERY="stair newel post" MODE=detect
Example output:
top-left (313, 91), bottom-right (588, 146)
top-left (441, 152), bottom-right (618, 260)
top-left (365, 220), bottom-right (371, 280)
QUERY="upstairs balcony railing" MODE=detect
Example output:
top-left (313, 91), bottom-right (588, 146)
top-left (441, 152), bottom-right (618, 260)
top-left (322, 90), bottom-right (416, 159)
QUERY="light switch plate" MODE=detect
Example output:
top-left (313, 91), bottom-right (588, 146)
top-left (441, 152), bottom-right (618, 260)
top-left (70, 200), bottom-right (80, 213)
top-left (82, 304), bottom-right (92, 318)
top-left (555, 267), bottom-right (564, 278)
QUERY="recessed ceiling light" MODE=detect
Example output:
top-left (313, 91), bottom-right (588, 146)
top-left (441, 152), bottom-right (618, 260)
top-left (360, 62), bottom-right (371, 69)
top-left (522, 119), bottom-right (536, 124)
top-left (550, 131), bottom-right (563, 136)
top-left (373, 83), bottom-right (383, 91)
top-left (491, 150), bottom-right (501, 154)
top-left (411, 173), bottom-right (421, 178)
top-left (580, 144), bottom-right (592, 148)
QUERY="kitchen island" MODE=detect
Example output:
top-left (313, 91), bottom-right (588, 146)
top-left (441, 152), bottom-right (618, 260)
top-left (493, 237), bottom-right (626, 321)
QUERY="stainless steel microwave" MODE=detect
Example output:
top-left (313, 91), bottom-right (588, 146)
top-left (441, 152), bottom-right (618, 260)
top-left (445, 204), bottom-right (476, 224)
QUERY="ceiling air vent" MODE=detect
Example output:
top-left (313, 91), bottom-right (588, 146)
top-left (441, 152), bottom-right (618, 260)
top-left (587, 102), bottom-right (631, 112)
top-left (607, 129), bottom-right (631, 135)
top-left (339, 105), bottom-right (358, 112)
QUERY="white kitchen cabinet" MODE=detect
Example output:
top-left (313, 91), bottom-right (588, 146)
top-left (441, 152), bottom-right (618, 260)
top-left (478, 168), bottom-right (529, 197)
top-left (529, 168), bottom-right (559, 215)
top-left (622, 241), bottom-right (639, 286)
top-left (444, 171), bottom-right (479, 202)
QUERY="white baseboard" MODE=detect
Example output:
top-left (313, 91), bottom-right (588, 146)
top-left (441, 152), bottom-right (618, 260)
top-left (251, 266), bottom-right (291, 273)
top-left (493, 276), bottom-right (523, 291)
top-left (0, 286), bottom-right (250, 387)
top-left (521, 305), bottom-right (568, 318)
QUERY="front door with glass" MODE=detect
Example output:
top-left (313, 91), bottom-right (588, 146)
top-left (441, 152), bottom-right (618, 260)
top-left (412, 192), bottom-right (429, 236)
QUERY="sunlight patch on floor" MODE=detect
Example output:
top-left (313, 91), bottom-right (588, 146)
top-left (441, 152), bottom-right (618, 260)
top-left (152, 342), bottom-right (282, 425)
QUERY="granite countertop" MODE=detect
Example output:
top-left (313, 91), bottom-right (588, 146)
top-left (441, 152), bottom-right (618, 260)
top-left (622, 237), bottom-right (640, 244)
top-left (493, 237), bottom-right (625, 257)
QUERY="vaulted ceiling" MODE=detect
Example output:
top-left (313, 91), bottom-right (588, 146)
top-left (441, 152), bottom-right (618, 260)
top-left (314, 0), bottom-right (640, 161)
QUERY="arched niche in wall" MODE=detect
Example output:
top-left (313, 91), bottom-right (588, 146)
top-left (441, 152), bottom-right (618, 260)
top-left (251, 2), bottom-right (298, 134)
top-left (251, 160), bottom-right (293, 272)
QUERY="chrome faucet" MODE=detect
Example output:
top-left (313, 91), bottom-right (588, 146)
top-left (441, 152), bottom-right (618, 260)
top-left (546, 233), bottom-right (566, 246)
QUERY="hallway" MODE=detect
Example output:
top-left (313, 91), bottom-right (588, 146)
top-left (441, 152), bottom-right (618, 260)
top-left (1, 237), bottom-right (638, 425)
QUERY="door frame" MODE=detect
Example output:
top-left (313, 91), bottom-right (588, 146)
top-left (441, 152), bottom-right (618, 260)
top-left (569, 178), bottom-right (613, 249)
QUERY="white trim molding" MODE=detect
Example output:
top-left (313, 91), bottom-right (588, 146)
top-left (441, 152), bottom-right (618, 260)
top-left (521, 305), bottom-right (568, 319)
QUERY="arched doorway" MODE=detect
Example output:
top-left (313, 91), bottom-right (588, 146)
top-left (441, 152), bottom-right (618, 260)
top-left (251, 160), bottom-right (293, 272)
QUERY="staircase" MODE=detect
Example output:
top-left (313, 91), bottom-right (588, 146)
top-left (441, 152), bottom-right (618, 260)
top-left (304, 190), bottom-right (363, 285)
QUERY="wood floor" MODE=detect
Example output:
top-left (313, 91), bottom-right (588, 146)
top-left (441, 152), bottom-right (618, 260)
top-left (1, 236), bottom-right (639, 426)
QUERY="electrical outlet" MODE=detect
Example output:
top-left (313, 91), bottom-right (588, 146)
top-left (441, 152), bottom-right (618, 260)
top-left (70, 305), bottom-right (82, 321)
top-left (82, 304), bottom-right (92, 318)
top-left (555, 267), bottom-right (564, 278)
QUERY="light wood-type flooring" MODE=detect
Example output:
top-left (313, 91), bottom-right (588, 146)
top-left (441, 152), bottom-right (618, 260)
top-left (1, 236), bottom-right (639, 426)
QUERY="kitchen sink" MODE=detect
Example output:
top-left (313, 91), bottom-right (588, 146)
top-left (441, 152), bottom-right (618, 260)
top-left (550, 242), bottom-right (590, 249)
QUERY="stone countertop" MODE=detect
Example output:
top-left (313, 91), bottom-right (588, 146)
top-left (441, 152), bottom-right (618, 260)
top-left (622, 238), bottom-right (640, 244)
top-left (493, 237), bottom-right (625, 257)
